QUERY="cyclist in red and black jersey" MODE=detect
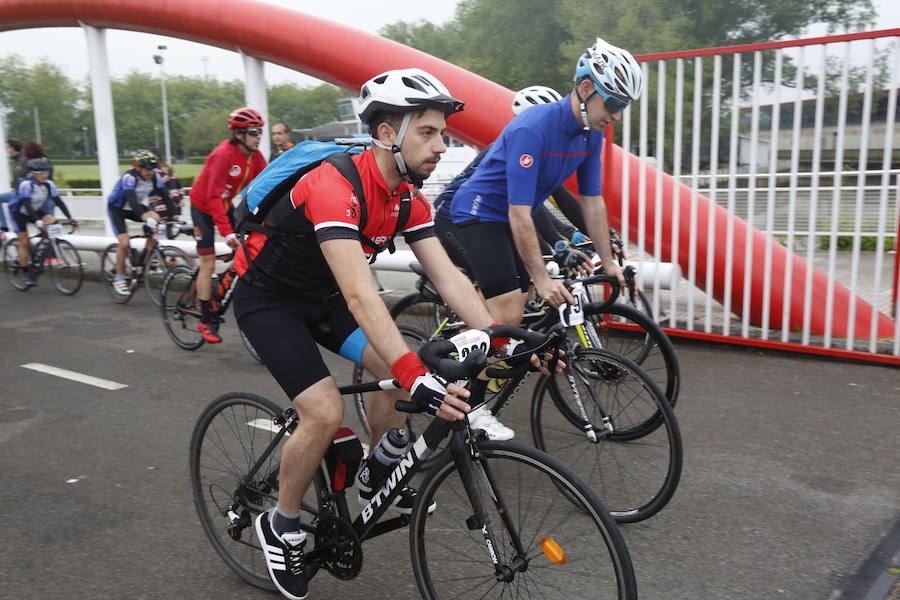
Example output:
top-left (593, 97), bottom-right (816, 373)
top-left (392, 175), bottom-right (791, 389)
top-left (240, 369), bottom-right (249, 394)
top-left (190, 107), bottom-right (267, 343)
top-left (235, 69), bottom-right (499, 600)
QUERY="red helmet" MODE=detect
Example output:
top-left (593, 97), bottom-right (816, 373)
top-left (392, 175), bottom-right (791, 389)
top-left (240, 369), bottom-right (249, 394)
top-left (228, 107), bottom-right (264, 130)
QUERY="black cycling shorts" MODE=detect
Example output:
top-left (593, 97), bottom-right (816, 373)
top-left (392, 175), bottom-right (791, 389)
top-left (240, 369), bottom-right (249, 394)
top-left (191, 206), bottom-right (233, 256)
top-left (456, 220), bottom-right (530, 299)
top-left (434, 216), bottom-right (473, 273)
top-left (11, 210), bottom-right (47, 234)
top-left (107, 204), bottom-right (149, 236)
top-left (233, 278), bottom-right (368, 399)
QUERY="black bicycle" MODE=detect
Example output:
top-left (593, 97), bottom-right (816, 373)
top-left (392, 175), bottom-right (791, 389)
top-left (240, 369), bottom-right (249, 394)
top-left (2, 220), bottom-right (83, 295)
top-left (99, 221), bottom-right (193, 305)
top-left (190, 325), bottom-right (637, 599)
top-left (159, 252), bottom-right (260, 361)
top-left (360, 266), bottom-right (682, 523)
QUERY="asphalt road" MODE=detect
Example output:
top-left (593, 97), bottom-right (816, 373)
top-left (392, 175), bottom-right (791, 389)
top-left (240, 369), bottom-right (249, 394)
top-left (1, 277), bottom-right (898, 599)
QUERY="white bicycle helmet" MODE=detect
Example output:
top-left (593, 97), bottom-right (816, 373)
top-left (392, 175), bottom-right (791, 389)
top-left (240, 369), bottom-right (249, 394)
top-left (574, 38), bottom-right (643, 102)
top-left (357, 68), bottom-right (464, 187)
top-left (511, 85), bottom-right (563, 115)
top-left (357, 68), bottom-right (464, 125)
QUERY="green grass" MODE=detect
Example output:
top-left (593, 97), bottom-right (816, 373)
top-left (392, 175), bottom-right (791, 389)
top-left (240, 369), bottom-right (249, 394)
top-left (53, 163), bottom-right (204, 182)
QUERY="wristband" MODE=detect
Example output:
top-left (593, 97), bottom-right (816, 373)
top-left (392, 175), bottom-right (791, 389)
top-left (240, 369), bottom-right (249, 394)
top-left (488, 322), bottom-right (510, 352)
top-left (390, 352), bottom-right (427, 391)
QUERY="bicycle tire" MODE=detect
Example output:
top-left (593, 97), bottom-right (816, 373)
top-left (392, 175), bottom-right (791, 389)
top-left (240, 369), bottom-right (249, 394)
top-left (160, 265), bottom-right (205, 350)
top-left (3, 239), bottom-right (30, 291)
top-left (48, 239), bottom-right (83, 295)
top-left (99, 243), bottom-right (137, 304)
top-left (531, 347), bottom-right (682, 523)
top-left (389, 292), bottom-right (458, 340)
top-left (584, 300), bottom-right (680, 407)
top-left (189, 392), bottom-right (326, 591)
top-left (410, 440), bottom-right (638, 599)
top-left (239, 327), bottom-right (263, 364)
top-left (144, 245), bottom-right (193, 306)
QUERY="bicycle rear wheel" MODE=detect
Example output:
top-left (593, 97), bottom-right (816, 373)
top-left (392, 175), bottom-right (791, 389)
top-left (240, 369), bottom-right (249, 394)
top-left (49, 239), bottom-right (83, 295)
top-left (532, 348), bottom-right (682, 523)
top-left (190, 392), bottom-right (326, 591)
top-left (410, 440), bottom-right (637, 599)
top-left (99, 243), bottom-right (137, 304)
top-left (160, 265), bottom-right (205, 350)
top-left (3, 239), bottom-right (29, 291)
top-left (144, 245), bottom-right (193, 306)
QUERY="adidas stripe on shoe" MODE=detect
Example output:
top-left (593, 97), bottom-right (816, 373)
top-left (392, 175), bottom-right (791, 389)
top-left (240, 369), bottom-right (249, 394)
top-left (254, 509), bottom-right (308, 600)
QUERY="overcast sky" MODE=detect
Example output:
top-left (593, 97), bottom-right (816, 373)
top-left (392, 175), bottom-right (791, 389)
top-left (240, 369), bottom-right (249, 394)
top-left (0, 0), bottom-right (897, 90)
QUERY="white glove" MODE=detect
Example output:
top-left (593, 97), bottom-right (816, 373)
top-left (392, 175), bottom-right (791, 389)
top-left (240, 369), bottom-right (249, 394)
top-left (409, 372), bottom-right (448, 415)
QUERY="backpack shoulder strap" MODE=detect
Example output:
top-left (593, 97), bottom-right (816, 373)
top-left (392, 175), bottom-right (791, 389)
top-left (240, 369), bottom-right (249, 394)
top-left (325, 152), bottom-right (367, 230)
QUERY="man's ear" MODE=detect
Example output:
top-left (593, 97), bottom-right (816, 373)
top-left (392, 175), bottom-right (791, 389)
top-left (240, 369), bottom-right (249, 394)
top-left (376, 121), bottom-right (397, 147)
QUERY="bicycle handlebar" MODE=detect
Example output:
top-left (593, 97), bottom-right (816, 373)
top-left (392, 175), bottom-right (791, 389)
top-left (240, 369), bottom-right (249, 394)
top-left (417, 324), bottom-right (565, 382)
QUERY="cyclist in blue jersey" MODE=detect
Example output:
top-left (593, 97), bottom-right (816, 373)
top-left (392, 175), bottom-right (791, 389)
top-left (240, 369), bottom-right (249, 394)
top-left (450, 38), bottom-right (643, 327)
top-left (9, 158), bottom-right (75, 287)
top-left (106, 151), bottom-right (175, 295)
top-left (434, 86), bottom-right (594, 274)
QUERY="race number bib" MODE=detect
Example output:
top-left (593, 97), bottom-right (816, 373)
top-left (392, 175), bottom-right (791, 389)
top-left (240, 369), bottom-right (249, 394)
top-left (558, 281), bottom-right (586, 326)
top-left (46, 223), bottom-right (63, 239)
top-left (449, 329), bottom-right (491, 362)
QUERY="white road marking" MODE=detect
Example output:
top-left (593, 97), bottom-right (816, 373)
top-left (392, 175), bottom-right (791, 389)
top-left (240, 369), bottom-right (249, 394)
top-left (21, 363), bottom-right (128, 390)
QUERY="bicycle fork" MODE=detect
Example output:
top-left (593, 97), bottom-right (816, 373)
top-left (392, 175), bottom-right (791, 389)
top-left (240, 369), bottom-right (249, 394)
top-left (450, 428), bottom-right (529, 583)
top-left (563, 360), bottom-right (614, 443)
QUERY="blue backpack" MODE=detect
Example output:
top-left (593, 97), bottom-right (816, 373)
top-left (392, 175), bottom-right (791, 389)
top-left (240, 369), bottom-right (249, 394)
top-left (234, 139), bottom-right (410, 255)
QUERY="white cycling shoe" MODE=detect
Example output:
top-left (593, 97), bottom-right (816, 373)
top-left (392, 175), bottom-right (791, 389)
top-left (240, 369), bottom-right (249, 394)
top-left (468, 406), bottom-right (514, 441)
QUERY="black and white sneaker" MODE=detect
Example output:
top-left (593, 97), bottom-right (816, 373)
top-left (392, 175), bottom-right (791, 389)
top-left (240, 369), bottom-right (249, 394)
top-left (357, 476), bottom-right (436, 516)
top-left (254, 509), bottom-right (308, 600)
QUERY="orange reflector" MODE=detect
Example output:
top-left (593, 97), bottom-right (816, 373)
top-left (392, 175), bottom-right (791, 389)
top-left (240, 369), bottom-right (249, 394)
top-left (540, 537), bottom-right (567, 565)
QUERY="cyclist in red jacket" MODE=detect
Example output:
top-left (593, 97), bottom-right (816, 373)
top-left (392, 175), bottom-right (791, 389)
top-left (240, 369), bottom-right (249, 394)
top-left (189, 107), bottom-right (267, 343)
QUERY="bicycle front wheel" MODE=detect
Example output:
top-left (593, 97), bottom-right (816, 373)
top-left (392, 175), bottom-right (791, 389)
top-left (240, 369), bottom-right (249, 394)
top-left (584, 301), bottom-right (680, 407)
top-left (532, 348), bottom-right (682, 523)
top-left (49, 239), bottom-right (83, 295)
top-left (190, 392), bottom-right (326, 591)
top-left (410, 440), bottom-right (637, 599)
top-left (99, 243), bottom-right (136, 304)
top-left (390, 292), bottom-right (457, 339)
top-left (144, 245), bottom-right (193, 306)
top-left (160, 265), bottom-right (205, 350)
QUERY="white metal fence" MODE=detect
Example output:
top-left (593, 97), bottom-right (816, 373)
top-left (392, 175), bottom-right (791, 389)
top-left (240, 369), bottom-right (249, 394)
top-left (610, 29), bottom-right (900, 360)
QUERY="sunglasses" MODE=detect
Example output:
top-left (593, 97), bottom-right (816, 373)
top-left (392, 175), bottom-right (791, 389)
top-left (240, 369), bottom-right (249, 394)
top-left (603, 94), bottom-right (630, 115)
top-left (240, 128), bottom-right (263, 137)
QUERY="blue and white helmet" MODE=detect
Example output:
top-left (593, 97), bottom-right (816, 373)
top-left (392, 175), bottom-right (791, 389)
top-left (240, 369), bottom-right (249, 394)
top-left (511, 85), bottom-right (563, 115)
top-left (574, 38), bottom-right (643, 102)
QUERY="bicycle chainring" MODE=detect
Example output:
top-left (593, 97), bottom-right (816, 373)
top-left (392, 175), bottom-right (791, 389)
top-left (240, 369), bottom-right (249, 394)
top-left (314, 515), bottom-right (362, 580)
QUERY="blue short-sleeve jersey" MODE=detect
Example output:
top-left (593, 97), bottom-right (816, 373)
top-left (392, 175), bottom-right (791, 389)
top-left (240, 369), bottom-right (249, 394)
top-left (450, 97), bottom-right (604, 224)
top-left (107, 169), bottom-right (165, 208)
top-left (10, 177), bottom-right (59, 214)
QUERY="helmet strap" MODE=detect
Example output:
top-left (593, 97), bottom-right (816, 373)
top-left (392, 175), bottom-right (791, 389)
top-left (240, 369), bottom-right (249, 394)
top-left (575, 87), bottom-right (596, 130)
top-left (373, 112), bottom-right (423, 188)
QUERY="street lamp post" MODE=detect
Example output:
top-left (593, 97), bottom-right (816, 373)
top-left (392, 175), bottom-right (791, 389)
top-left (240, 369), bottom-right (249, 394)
top-left (154, 125), bottom-right (160, 149)
top-left (82, 125), bottom-right (89, 156)
top-left (152, 45), bottom-right (173, 164)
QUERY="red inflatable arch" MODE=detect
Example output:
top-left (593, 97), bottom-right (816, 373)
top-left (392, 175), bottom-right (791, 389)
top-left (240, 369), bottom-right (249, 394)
top-left (0, 0), bottom-right (893, 339)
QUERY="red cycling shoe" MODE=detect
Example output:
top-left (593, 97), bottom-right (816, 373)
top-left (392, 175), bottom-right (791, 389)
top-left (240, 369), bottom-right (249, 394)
top-left (197, 322), bottom-right (222, 344)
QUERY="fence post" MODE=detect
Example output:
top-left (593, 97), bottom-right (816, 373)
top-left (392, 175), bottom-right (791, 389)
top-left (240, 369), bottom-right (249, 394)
top-left (893, 174), bottom-right (900, 318)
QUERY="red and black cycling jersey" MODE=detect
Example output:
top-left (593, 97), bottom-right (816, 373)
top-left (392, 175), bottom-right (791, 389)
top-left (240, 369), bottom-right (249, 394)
top-left (189, 140), bottom-right (267, 238)
top-left (234, 149), bottom-right (435, 294)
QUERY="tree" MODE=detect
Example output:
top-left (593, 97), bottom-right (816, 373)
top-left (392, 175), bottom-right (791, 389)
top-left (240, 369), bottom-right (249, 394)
top-left (269, 83), bottom-right (348, 131)
top-left (0, 55), bottom-right (84, 156)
